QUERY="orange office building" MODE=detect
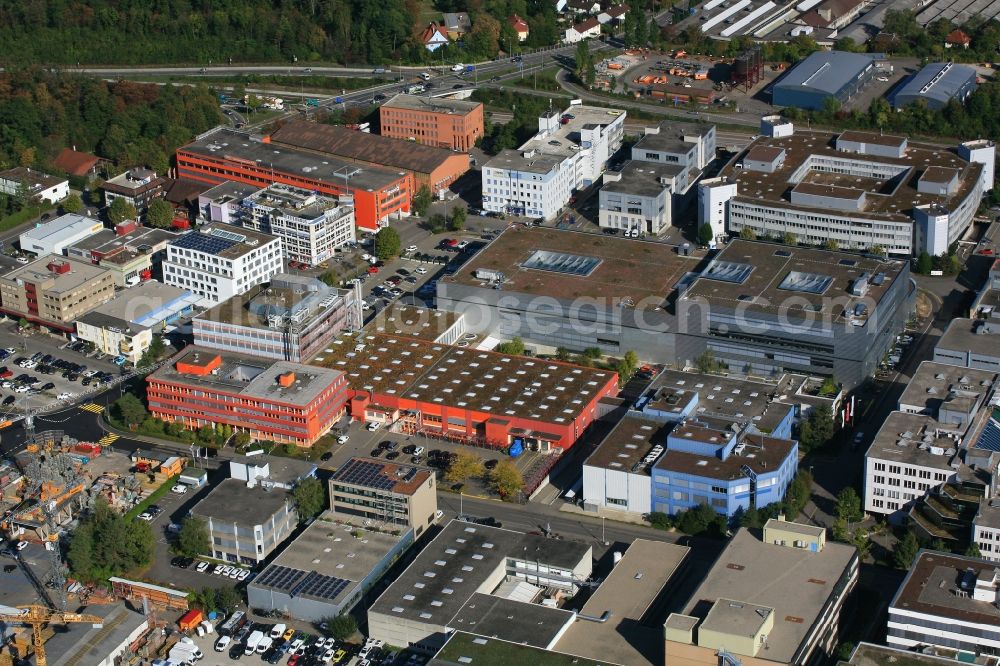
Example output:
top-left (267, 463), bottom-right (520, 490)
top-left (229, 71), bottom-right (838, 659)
top-left (379, 94), bottom-right (485, 153)
top-left (147, 346), bottom-right (349, 447)
top-left (269, 120), bottom-right (470, 195)
top-left (175, 128), bottom-right (411, 231)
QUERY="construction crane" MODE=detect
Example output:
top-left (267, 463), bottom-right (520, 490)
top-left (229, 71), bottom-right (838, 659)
top-left (0, 604), bottom-right (103, 666)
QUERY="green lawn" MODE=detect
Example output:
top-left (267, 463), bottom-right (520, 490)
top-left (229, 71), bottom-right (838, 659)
top-left (0, 206), bottom-right (44, 233)
top-left (126, 475), bottom-right (180, 521)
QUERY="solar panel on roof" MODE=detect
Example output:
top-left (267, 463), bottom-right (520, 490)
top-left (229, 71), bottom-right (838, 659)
top-left (256, 565), bottom-right (308, 592)
top-left (171, 231), bottom-right (239, 255)
top-left (208, 227), bottom-right (248, 243)
top-left (293, 572), bottom-right (351, 600)
top-left (333, 459), bottom-right (395, 490)
top-left (974, 411), bottom-right (1000, 453)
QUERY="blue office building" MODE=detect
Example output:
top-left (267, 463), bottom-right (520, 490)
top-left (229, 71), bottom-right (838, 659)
top-left (650, 422), bottom-right (799, 517)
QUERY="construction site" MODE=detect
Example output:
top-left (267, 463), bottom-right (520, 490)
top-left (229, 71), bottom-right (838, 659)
top-left (0, 425), bottom-right (196, 666)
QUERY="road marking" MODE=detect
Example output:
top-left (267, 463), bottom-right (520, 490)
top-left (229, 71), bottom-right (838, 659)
top-left (79, 403), bottom-right (104, 413)
top-left (98, 433), bottom-right (119, 445)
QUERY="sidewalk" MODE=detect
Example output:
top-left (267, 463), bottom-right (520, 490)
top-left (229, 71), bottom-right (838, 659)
top-left (558, 500), bottom-right (652, 527)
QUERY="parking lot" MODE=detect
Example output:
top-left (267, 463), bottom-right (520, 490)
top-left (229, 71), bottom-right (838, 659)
top-left (0, 321), bottom-right (125, 420)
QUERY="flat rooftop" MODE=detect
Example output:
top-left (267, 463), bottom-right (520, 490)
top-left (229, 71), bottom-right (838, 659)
top-left (103, 167), bottom-right (160, 192)
top-left (847, 642), bottom-right (967, 666)
top-left (368, 520), bottom-right (523, 626)
top-left (229, 455), bottom-right (317, 486)
top-left (449, 226), bottom-right (699, 310)
top-left (251, 513), bottom-right (406, 607)
top-left (201, 180), bottom-right (259, 203)
top-left (680, 527), bottom-right (857, 663)
top-left (555, 539), bottom-right (689, 666)
top-left (311, 331), bottom-right (615, 430)
top-left (585, 416), bottom-right (666, 475)
top-left (196, 275), bottom-right (347, 332)
top-left (246, 183), bottom-right (350, 221)
top-left (330, 457), bottom-right (433, 496)
top-left (80, 280), bottom-right (194, 324)
top-left (647, 369), bottom-right (780, 428)
top-left (937, 317), bottom-right (1000, 356)
top-left (192, 477), bottom-right (292, 525)
top-left (169, 222), bottom-right (278, 259)
top-left (150, 345), bottom-right (343, 407)
top-left (976, 498), bottom-right (1000, 529)
top-left (656, 430), bottom-right (796, 482)
top-left (866, 410), bottom-right (961, 469)
top-left (891, 550), bottom-right (1000, 626)
top-left (43, 604), bottom-right (148, 666)
top-left (898, 361), bottom-right (996, 413)
top-left (701, 598), bottom-right (773, 639)
top-left (633, 123), bottom-right (711, 155)
top-left (680, 238), bottom-right (905, 324)
top-left (20, 213), bottom-right (101, 244)
top-left (1, 254), bottom-right (111, 293)
top-left (382, 93), bottom-right (482, 114)
top-left (180, 128), bottom-right (406, 193)
top-left (719, 130), bottom-right (981, 224)
top-left (449, 593), bottom-right (575, 649)
top-left (482, 148), bottom-right (566, 175)
top-left (431, 632), bottom-right (615, 666)
top-left (365, 304), bottom-right (461, 342)
top-left (66, 225), bottom-right (180, 255)
top-left (602, 160), bottom-right (682, 197)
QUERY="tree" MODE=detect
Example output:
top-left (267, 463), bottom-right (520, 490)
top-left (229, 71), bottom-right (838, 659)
top-left (869, 245), bottom-right (887, 258)
top-left (835, 487), bottom-right (863, 524)
top-left (292, 476), bottom-right (325, 521)
top-left (783, 471), bottom-right (813, 518)
top-left (412, 185), bottom-right (433, 217)
top-left (61, 193), bottom-right (84, 214)
top-left (675, 503), bottom-right (726, 536)
top-left (373, 227), bottom-right (401, 260)
top-left (145, 198), bottom-right (173, 228)
top-left (894, 530), bottom-right (920, 569)
top-left (319, 270), bottom-right (339, 287)
top-left (555, 347), bottom-right (572, 362)
top-left (197, 425), bottom-right (215, 444)
top-left (739, 227), bottom-right (757, 240)
top-left (175, 517), bottom-right (210, 557)
top-left (114, 392), bottom-right (148, 427)
top-left (574, 40), bottom-right (591, 83)
top-left (445, 452), bottom-right (485, 484)
top-left (616, 350), bottom-right (639, 382)
top-left (108, 197), bottom-right (137, 225)
top-left (697, 223), bottom-right (714, 246)
top-left (916, 251), bottom-right (933, 275)
top-left (216, 586), bottom-right (243, 615)
top-left (819, 377), bottom-right (838, 396)
top-left (17, 317), bottom-right (30, 330)
top-left (323, 613), bottom-right (358, 641)
top-left (449, 205), bottom-right (466, 232)
top-left (824, 239), bottom-right (839, 251)
top-left (234, 432), bottom-right (252, 448)
top-left (695, 350), bottom-right (719, 374)
top-left (582, 347), bottom-right (602, 360)
top-left (966, 543), bottom-right (982, 558)
top-left (495, 337), bottom-right (526, 355)
top-left (139, 335), bottom-right (166, 367)
top-left (425, 213), bottom-right (447, 233)
top-left (798, 404), bottom-right (833, 453)
top-left (488, 460), bottom-right (524, 499)
top-left (782, 231), bottom-right (797, 245)
top-left (647, 511), bottom-right (671, 530)
top-left (67, 498), bottom-right (153, 584)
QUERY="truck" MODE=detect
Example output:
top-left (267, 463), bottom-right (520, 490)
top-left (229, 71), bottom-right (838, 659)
top-left (218, 610), bottom-right (246, 636)
top-left (406, 84), bottom-right (425, 94)
top-left (244, 630), bottom-right (264, 655)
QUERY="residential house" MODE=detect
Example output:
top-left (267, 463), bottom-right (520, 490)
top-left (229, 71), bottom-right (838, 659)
top-left (53, 148), bottom-right (104, 179)
top-left (564, 17), bottom-right (602, 43)
top-left (508, 14), bottom-right (530, 41)
top-left (443, 12), bottom-right (471, 40)
top-left (946, 28), bottom-right (971, 49)
top-left (599, 5), bottom-right (629, 25)
top-left (422, 22), bottom-right (449, 51)
top-left (566, 0), bottom-right (601, 14)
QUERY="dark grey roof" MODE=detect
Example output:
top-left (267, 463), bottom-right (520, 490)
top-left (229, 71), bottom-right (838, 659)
top-left (449, 593), bottom-right (575, 648)
top-left (42, 604), bottom-right (147, 666)
top-left (192, 478), bottom-right (293, 526)
top-left (775, 51), bottom-right (880, 96)
top-left (893, 62), bottom-right (977, 109)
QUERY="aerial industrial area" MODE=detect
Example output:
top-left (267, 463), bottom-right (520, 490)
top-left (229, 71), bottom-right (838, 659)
top-left (2, 0), bottom-right (1000, 666)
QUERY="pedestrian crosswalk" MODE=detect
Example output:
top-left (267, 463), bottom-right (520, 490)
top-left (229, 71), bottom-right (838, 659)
top-left (98, 433), bottom-right (119, 446)
top-left (79, 403), bottom-right (104, 414)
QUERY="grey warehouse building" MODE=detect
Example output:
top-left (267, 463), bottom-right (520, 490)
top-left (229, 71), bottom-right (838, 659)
top-left (892, 62), bottom-right (977, 110)
top-left (247, 513), bottom-right (413, 622)
top-left (773, 51), bottom-right (885, 110)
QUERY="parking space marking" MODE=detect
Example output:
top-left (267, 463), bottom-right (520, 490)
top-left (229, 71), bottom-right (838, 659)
top-left (79, 403), bottom-right (104, 413)
top-left (98, 433), bottom-right (119, 445)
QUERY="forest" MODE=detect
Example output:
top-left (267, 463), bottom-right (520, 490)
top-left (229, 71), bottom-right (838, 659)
top-left (0, 0), bottom-right (585, 65)
top-left (0, 67), bottom-right (222, 176)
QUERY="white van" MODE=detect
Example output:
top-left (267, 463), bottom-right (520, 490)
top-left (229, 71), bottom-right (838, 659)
top-left (245, 630), bottom-right (264, 655)
top-left (256, 636), bottom-right (273, 654)
top-left (215, 635), bottom-right (232, 652)
top-left (270, 623), bottom-right (287, 639)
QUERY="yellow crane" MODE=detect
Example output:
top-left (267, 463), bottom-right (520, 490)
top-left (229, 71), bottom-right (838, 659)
top-left (0, 604), bottom-right (103, 666)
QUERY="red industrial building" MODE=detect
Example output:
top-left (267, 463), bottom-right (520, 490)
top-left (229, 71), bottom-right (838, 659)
top-left (146, 346), bottom-right (350, 447)
top-left (175, 128), bottom-right (411, 231)
top-left (313, 333), bottom-right (619, 452)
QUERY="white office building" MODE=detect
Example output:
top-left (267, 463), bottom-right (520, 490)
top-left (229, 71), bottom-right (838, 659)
top-left (863, 362), bottom-right (998, 521)
top-left (241, 184), bottom-right (355, 265)
top-left (163, 223), bottom-right (283, 306)
top-left (974, 499), bottom-right (1000, 562)
top-left (704, 121), bottom-right (992, 256)
top-left (482, 105), bottom-right (625, 220)
top-left (697, 177), bottom-right (738, 244)
top-left (598, 161), bottom-right (678, 235)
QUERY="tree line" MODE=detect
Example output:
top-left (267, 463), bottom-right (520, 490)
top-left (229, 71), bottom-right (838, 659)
top-left (0, 67), bottom-right (222, 176)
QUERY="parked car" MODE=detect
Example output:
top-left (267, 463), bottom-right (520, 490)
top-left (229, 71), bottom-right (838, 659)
top-left (171, 484), bottom-right (189, 494)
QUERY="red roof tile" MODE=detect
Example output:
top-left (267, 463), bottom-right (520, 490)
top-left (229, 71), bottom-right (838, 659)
top-left (53, 148), bottom-right (99, 177)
